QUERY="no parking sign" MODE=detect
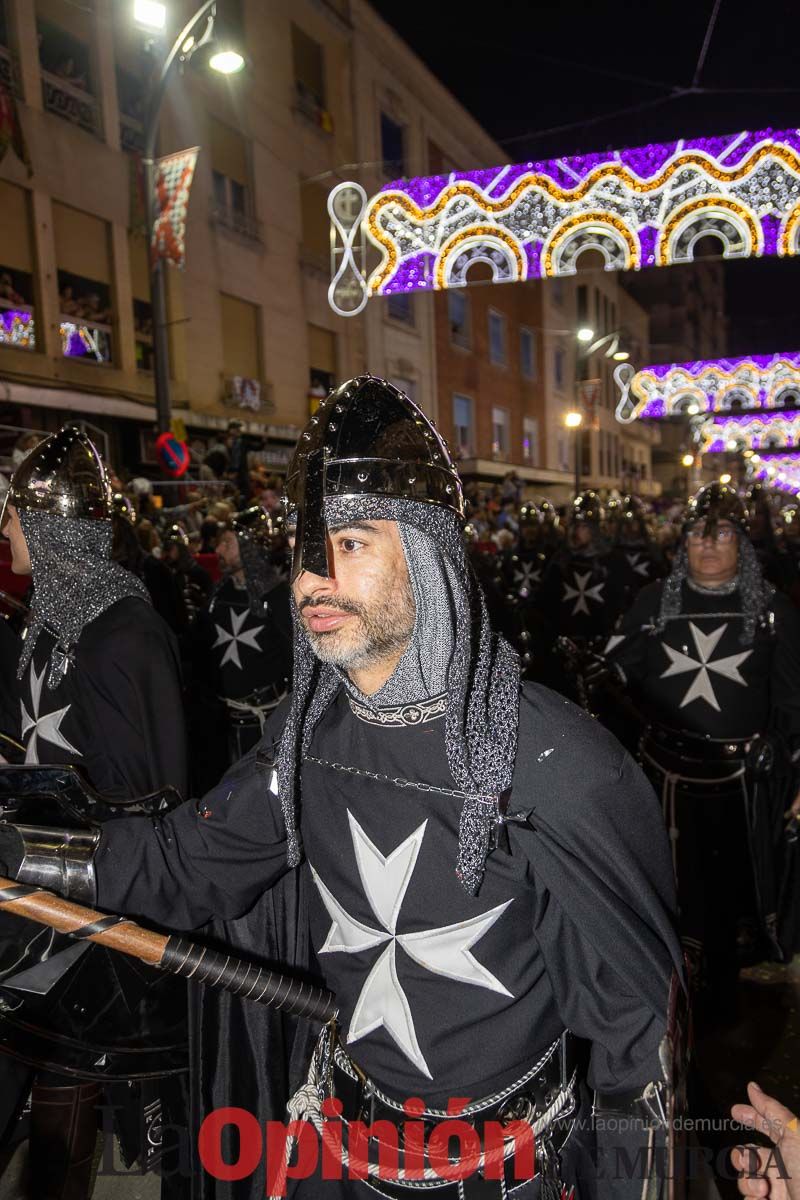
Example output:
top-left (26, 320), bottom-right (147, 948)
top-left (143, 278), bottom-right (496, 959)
top-left (155, 431), bottom-right (190, 477)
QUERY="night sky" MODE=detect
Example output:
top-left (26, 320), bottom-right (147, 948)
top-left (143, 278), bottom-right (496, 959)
top-left (369, 0), bottom-right (800, 357)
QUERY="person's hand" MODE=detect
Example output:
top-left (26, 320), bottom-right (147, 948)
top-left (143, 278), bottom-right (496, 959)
top-left (784, 789), bottom-right (800, 827)
top-left (732, 1082), bottom-right (800, 1199)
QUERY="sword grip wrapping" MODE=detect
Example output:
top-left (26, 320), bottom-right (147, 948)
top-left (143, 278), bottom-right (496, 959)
top-left (160, 936), bottom-right (337, 1023)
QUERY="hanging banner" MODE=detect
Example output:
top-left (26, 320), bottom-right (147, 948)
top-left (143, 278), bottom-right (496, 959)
top-left (578, 378), bottom-right (601, 431)
top-left (150, 146), bottom-right (199, 269)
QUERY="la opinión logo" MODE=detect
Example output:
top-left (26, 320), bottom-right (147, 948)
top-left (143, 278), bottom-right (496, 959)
top-left (198, 1098), bottom-right (536, 1195)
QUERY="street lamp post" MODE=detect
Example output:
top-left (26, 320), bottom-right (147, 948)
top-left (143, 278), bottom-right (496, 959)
top-left (137, 1), bottom-right (244, 435)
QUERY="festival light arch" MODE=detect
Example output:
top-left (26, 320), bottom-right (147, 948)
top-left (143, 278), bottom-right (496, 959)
top-left (328, 127), bottom-right (800, 315)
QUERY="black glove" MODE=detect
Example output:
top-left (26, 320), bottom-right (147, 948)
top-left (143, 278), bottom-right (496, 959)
top-left (0, 822), bottom-right (24, 878)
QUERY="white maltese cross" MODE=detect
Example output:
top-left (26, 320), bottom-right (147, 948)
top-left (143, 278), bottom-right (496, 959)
top-left (311, 812), bottom-right (512, 1079)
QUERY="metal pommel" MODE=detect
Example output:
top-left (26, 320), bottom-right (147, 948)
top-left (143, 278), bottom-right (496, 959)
top-left (15, 824), bottom-right (100, 905)
top-left (284, 375), bottom-right (464, 580)
top-left (3, 426), bottom-right (111, 523)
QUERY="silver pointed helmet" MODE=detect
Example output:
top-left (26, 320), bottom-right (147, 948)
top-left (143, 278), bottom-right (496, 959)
top-left (2, 425), bottom-right (110, 525)
top-left (284, 375), bottom-right (464, 580)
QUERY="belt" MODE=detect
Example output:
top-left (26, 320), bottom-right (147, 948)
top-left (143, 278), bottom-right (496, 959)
top-left (644, 723), bottom-right (757, 766)
top-left (312, 1026), bottom-right (579, 1199)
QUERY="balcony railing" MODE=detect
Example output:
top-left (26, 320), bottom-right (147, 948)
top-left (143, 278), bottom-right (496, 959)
top-left (210, 199), bottom-right (263, 245)
top-left (119, 112), bottom-right (144, 155)
top-left (42, 69), bottom-right (101, 138)
top-left (0, 300), bottom-right (35, 351)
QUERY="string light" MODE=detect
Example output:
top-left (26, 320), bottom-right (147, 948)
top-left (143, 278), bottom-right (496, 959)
top-left (328, 126), bottom-right (800, 315)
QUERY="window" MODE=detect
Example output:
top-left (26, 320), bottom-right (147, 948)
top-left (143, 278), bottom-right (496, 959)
top-left (390, 377), bottom-right (417, 403)
top-left (300, 180), bottom-right (330, 268)
top-left (386, 292), bottom-right (414, 326)
top-left (37, 14), bottom-right (99, 137)
top-left (54, 202), bottom-right (113, 364)
top-left (308, 324), bottom-right (336, 412)
top-left (448, 290), bottom-right (470, 349)
top-left (520, 327), bottom-right (537, 380)
top-left (554, 344), bottom-right (566, 390)
top-left (129, 229), bottom-right (152, 371)
top-left (522, 417), bottom-right (539, 466)
top-left (428, 140), bottom-right (457, 176)
top-left (292, 24), bottom-right (328, 124)
top-left (491, 406), bottom-right (510, 460)
top-left (220, 293), bottom-right (261, 385)
top-left (488, 309), bottom-right (507, 366)
top-left (209, 116), bottom-right (259, 240)
top-left (453, 394), bottom-right (474, 457)
top-left (381, 112), bottom-right (406, 178)
top-left (0, 181), bottom-right (35, 351)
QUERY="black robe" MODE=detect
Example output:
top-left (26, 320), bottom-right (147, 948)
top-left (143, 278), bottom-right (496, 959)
top-left (96, 682), bottom-right (683, 1198)
top-left (0, 596), bottom-right (190, 1165)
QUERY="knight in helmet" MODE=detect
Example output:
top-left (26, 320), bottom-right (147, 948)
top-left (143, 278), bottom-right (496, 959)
top-left (598, 482), bottom-right (800, 1012)
top-left (162, 521), bottom-right (213, 624)
top-left (0, 427), bottom-right (189, 1198)
top-left (111, 491), bottom-right (188, 634)
top-left (607, 493), bottom-right (665, 606)
top-left (539, 491), bottom-right (625, 680)
top-left (0, 383), bottom-right (683, 1199)
top-left (746, 481), bottom-right (797, 591)
top-left (191, 505), bottom-right (292, 784)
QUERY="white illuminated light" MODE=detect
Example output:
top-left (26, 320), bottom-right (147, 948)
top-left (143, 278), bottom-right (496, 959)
top-left (687, 404), bottom-right (700, 415)
top-left (134, 0), bottom-right (166, 30)
top-left (681, 453), bottom-right (694, 467)
top-left (564, 411), bottom-right (582, 428)
top-left (720, 473), bottom-right (732, 484)
top-left (751, 454), bottom-right (761, 462)
top-left (726, 439), bottom-right (738, 450)
top-left (577, 327), bottom-right (594, 344)
top-left (209, 49), bottom-right (245, 74)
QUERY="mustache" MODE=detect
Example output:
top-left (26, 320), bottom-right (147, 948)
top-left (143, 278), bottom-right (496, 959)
top-left (298, 595), bottom-right (365, 617)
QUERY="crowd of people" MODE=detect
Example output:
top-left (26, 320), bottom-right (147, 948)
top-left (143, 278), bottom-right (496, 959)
top-left (0, 385), bottom-right (796, 1200)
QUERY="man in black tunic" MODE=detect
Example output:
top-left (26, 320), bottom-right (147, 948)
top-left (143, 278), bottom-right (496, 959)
top-left (601, 483), bottom-right (800, 1001)
top-left (0, 427), bottom-right (189, 1199)
top-left (0, 382), bottom-right (683, 1200)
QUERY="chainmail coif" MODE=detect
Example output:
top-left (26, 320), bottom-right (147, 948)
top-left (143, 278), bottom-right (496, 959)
top-left (276, 496), bottom-right (521, 896)
top-left (18, 510), bottom-right (150, 688)
top-left (655, 536), bottom-right (772, 645)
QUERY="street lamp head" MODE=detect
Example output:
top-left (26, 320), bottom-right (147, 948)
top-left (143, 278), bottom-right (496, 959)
top-left (209, 47), bottom-right (245, 73)
top-left (681, 453), bottom-right (694, 468)
top-left (134, 0), bottom-right (167, 30)
top-left (565, 411), bottom-right (583, 429)
top-left (576, 327), bottom-right (594, 344)
top-left (612, 350), bottom-right (629, 362)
